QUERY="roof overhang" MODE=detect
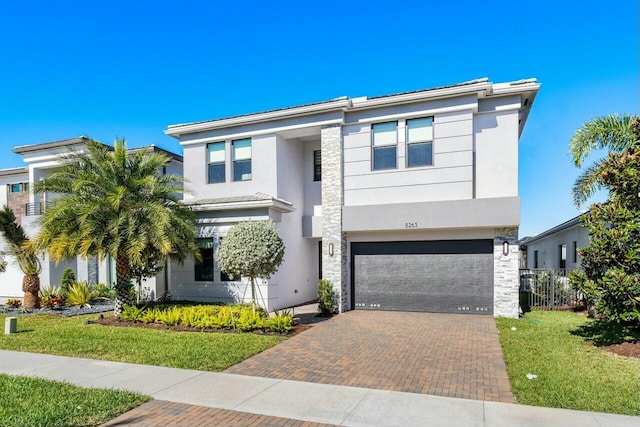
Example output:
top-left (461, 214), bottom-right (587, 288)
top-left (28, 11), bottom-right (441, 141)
top-left (184, 194), bottom-right (294, 214)
top-left (165, 78), bottom-right (540, 140)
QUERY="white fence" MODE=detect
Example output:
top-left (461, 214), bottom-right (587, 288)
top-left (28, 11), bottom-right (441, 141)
top-left (519, 268), bottom-right (582, 310)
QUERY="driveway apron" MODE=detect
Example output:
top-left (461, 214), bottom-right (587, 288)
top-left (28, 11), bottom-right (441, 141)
top-left (225, 310), bottom-right (514, 403)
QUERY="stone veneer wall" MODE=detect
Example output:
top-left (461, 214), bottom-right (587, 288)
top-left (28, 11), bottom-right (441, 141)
top-left (321, 125), bottom-right (347, 312)
top-left (494, 227), bottom-right (519, 318)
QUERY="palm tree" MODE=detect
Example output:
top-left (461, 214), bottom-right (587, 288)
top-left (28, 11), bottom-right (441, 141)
top-left (570, 114), bottom-right (639, 207)
top-left (0, 206), bottom-right (42, 309)
top-left (31, 139), bottom-right (199, 315)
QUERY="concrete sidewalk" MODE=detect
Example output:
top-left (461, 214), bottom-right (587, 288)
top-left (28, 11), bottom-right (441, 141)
top-left (0, 350), bottom-right (637, 426)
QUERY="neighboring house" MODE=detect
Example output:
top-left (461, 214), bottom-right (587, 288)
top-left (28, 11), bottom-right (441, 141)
top-left (0, 137), bottom-right (183, 302)
top-left (520, 213), bottom-right (589, 270)
top-left (164, 77), bottom-right (540, 318)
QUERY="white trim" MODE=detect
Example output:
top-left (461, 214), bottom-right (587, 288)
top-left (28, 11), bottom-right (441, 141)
top-left (167, 99), bottom-right (350, 137)
top-left (196, 215), bottom-right (270, 224)
top-left (187, 198), bottom-right (295, 213)
top-left (345, 103), bottom-right (477, 125)
top-left (178, 118), bottom-right (344, 147)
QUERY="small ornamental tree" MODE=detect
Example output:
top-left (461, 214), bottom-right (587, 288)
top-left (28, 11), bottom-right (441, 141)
top-left (570, 118), bottom-right (640, 325)
top-left (60, 267), bottom-right (76, 294)
top-left (218, 221), bottom-right (285, 309)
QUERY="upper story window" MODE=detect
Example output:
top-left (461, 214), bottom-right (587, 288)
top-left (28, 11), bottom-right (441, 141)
top-left (372, 121), bottom-right (397, 170)
top-left (406, 117), bottom-right (433, 167)
top-left (9, 183), bottom-right (28, 193)
top-left (313, 150), bottom-right (321, 181)
top-left (233, 138), bottom-right (252, 181)
top-left (207, 142), bottom-right (226, 184)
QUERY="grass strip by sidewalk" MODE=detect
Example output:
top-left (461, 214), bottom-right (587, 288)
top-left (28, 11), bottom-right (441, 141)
top-left (0, 313), bottom-right (285, 371)
top-left (497, 311), bottom-right (639, 415)
top-left (0, 374), bottom-right (150, 427)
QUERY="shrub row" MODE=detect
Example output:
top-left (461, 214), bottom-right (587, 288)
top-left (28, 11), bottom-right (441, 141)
top-left (120, 304), bottom-right (296, 333)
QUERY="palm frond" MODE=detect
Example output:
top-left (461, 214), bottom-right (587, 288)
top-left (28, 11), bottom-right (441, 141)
top-left (572, 158), bottom-right (609, 207)
top-left (569, 114), bottom-right (638, 168)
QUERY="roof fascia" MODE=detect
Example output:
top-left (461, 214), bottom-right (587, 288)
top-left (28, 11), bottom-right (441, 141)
top-left (166, 99), bottom-right (350, 138)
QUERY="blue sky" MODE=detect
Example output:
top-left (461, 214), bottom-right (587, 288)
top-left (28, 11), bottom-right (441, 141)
top-left (0, 1), bottom-right (637, 237)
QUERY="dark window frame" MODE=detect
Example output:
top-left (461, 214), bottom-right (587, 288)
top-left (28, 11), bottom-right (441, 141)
top-left (572, 241), bottom-right (578, 263)
top-left (194, 238), bottom-right (214, 282)
top-left (559, 244), bottom-right (567, 269)
top-left (371, 121), bottom-right (398, 171)
top-left (313, 150), bottom-right (321, 181)
top-left (406, 117), bottom-right (434, 168)
top-left (232, 138), bottom-right (252, 182)
top-left (207, 142), bottom-right (226, 184)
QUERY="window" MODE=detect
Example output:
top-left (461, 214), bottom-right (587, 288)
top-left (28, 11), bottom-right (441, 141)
top-left (559, 244), bottom-right (567, 269)
top-left (10, 183), bottom-right (21, 193)
top-left (372, 121), bottom-right (397, 170)
top-left (573, 241), bottom-right (578, 263)
top-left (313, 150), bottom-right (321, 181)
top-left (233, 138), bottom-right (252, 181)
top-left (406, 117), bottom-right (433, 167)
top-left (207, 142), bottom-right (226, 184)
top-left (218, 237), bottom-right (240, 281)
top-left (195, 238), bottom-right (214, 281)
top-left (533, 250), bottom-right (538, 268)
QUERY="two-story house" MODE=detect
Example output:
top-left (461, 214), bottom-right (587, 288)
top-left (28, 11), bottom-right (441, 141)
top-left (0, 137), bottom-right (183, 302)
top-left (164, 77), bottom-right (540, 318)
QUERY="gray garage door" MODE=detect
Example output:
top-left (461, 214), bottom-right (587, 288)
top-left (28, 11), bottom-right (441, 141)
top-left (351, 240), bottom-right (493, 314)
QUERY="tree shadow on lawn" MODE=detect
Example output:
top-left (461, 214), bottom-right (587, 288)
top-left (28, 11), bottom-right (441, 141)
top-left (570, 319), bottom-right (640, 347)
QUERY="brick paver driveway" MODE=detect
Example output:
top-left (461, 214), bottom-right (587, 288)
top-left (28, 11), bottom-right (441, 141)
top-left (226, 310), bottom-right (514, 403)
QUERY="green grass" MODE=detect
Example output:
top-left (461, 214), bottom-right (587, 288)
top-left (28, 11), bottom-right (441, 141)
top-left (497, 311), bottom-right (640, 415)
top-left (0, 313), bottom-right (285, 371)
top-left (0, 374), bottom-right (150, 427)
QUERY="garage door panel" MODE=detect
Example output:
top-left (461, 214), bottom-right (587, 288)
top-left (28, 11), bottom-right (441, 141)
top-left (352, 240), bottom-right (493, 314)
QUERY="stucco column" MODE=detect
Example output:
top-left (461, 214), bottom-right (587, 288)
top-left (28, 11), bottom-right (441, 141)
top-left (321, 124), bottom-right (347, 312)
top-left (494, 227), bottom-right (519, 317)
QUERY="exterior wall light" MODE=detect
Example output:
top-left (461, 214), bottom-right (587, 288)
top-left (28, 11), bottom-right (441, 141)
top-left (328, 242), bottom-right (334, 257)
top-left (502, 241), bottom-right (509, 256)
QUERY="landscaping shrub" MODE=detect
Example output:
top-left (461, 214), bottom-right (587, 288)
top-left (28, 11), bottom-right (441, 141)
top-left (267, 310), bottom-right (296, 333)
top-left (91, 283), bottom-right (115, 301)
top-left (39, 285), bottom-right (65, 308)
top-left (157, 307), bottom-right (182, 326)
top-left (317, 279), bottom-right (335, 315)
top-left (60, 268), bottom-right (76, 295)
top-left (66, 282), bottom-right (92, 308)
top-left (121, 305), bottom-right (145, 322)
top-left (6, 298), bottom-right (22, 308)
top-left (237, 308), bottom-right (265, 331)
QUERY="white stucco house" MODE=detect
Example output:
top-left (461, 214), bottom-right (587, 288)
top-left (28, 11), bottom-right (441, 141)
top-left (520, 213), bottom-right (589, 270)
top-left (0, 77), bottom-right (539, 318)
top-left (0, 137), bottom-right (183, 302)
top-left (164, 77), bottom-right (540, 318)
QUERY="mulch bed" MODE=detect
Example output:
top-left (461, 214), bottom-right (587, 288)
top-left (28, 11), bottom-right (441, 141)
top-left (91, 316), bottom-right (312, 337)
top-left (603, 341), bottom-right (640, 358)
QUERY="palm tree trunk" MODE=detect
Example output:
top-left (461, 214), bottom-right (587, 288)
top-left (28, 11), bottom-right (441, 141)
top-left (114, 253), bottom-right (132, 316)
top-left (22, 274), bottom-right (40, 309)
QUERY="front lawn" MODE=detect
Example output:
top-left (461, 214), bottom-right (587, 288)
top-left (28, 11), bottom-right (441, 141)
top-left (0, 374), bottom-right (149, 427)
top-left (0, 313), bottom-right (285, 371)
top-left (497, 311), bottom-right (639, 415)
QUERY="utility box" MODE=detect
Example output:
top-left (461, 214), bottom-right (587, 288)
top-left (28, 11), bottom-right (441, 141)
top-left (4, 317), bottom-right (17, 334)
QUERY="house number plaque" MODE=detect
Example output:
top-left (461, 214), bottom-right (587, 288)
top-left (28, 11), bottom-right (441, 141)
top-left (404, 222), bottom-right (418, 229)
